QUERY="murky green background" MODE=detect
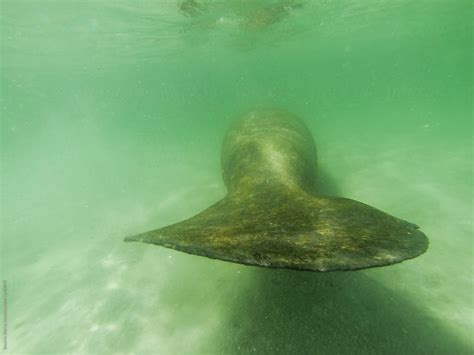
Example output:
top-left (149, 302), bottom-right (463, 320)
top-left (1, 0), bottom-right (472, 354)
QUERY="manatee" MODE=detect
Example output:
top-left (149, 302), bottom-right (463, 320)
top-left (240, 1), bottom-right (304, 31)
top-left (178, 0), bottom-right (208, 17)
top-left (125, 109), bottom-right (428, 271)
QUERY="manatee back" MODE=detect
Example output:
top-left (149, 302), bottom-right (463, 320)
top-left (221, 109), bottom-right (318, 194)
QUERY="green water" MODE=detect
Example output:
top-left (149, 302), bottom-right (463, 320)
top-left (1, 0), bottom-right (472, 354)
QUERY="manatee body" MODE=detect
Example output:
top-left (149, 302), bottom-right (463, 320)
top-left (125, 109), bottom-right (428, 271)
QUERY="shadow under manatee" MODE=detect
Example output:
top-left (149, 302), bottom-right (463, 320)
top-left (218, 270), bottom-right (471, 355)
top-left (211, 168), bottom-right (470, 355)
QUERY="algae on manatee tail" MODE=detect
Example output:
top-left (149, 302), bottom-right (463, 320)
top-left (125, 109), bottom-right (428, 271)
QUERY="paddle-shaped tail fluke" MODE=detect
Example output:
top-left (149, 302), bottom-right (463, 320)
top-left (125, 108), bottom-right (428, 271)
top-left (124, 190), bottom-right (428, 272)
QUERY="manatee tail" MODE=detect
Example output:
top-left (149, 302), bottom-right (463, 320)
top-left (124, 190), bottom-right (428, 271)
